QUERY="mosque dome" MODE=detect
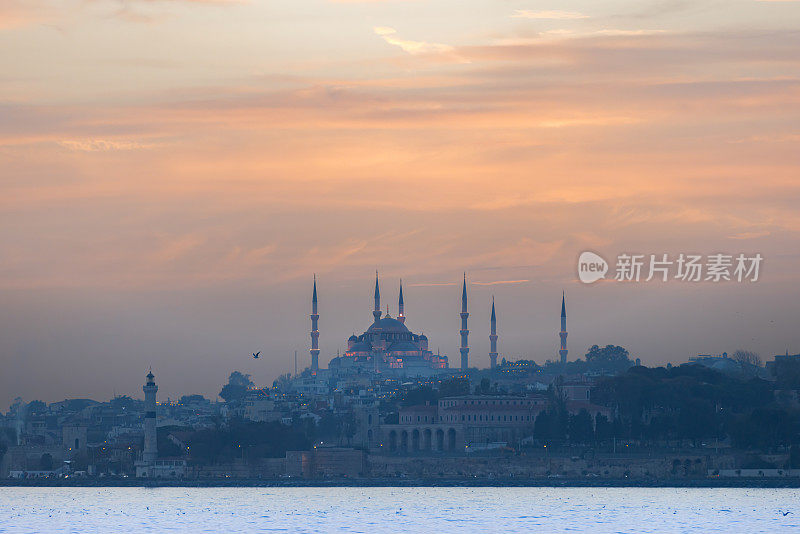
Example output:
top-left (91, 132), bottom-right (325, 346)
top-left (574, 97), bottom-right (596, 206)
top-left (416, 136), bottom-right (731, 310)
top-left (367, 317), bottom-right (410, 334)
top-left (348, 334), bottom-right (359, 342)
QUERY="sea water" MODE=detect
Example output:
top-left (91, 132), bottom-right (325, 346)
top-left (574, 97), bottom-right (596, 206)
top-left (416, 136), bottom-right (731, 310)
top-left (1, 487), bottom-right (798, 533)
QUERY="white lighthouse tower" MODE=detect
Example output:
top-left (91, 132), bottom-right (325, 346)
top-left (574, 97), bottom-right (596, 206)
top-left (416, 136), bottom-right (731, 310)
top-left (142, 368), bottom-right (158, 463)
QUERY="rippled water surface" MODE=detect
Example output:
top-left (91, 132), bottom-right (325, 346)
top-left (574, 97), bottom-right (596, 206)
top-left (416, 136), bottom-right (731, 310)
top-left (1, 487), bottom-right (798, 533)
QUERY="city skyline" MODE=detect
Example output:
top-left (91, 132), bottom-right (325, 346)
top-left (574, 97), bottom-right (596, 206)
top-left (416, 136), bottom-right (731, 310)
top-left (0, 270), bottom-right (794, 408)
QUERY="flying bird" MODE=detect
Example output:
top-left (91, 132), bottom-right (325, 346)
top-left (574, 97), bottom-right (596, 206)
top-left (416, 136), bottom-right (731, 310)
top-left (253, 351), bottom-right (260, 359)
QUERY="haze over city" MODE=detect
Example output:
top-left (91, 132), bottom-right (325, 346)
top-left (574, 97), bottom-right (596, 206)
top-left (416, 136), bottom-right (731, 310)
top-left (2, 0), bottom-right (800, 408)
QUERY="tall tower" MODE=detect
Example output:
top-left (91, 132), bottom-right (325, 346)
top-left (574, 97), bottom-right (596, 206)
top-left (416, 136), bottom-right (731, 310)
top-left (373, 271), bottom-right (382, 323)
top-left (142, 368), bottom-right (158, 463)
top-left (398, 279), bottom-right (405, 324)
top-left (460, 273), bottom-right (469, 371)
top-left (559, 291), bottom-right (568, 364)
top-left (310, 275), bottom-right (320, 373)
top-left (489, 296), bottom-right (498, 369)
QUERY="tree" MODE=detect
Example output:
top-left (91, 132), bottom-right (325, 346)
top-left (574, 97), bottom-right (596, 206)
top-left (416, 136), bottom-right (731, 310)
top-left (771, 358), bottom-right (800, 388)
top-left (584, 345), bottom-right (633, 374)
top-left (186, 419), bottom-right (312, 464)
top-left (179, 394), bottom-right (207, 405)
top-left (110, 395), bottom-right (139, 411)
top-left (733, 350), bottom-right (762, 377)
top-left (475, 378), bottom-right (497, 395)
top-left (402, 386), bottom-right (437, 407)
top-left (676, 398), bottom-right (715, 445)
top-left (568, 410), bottom-right (594, 444)
top-left (733, 350), bottom-right (762, 368)
top-left (273, 373), bottom-right (293, 391)
top-left (595, 414), bottom-right (613, 442)
top-left (439, 377), bottom-right (470, 398)
top-left (219, 371), bottom-right (254, 403)
top-left (534, 411), bottom-right (554, 441)
top-left (790, 445), bottom-right (800, 469)
top-left (39, 453), bottom-right (54, 471)
top-left (586, 345), bottom-right (630, 364)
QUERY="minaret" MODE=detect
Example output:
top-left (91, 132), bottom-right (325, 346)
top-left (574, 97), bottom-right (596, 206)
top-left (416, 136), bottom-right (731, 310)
top-left (489, 296), bottom-right (498, 369)
top-left (142, 368), bottom-right (158, 463)
top-left (398, 279), bottom-right (405, 324)
top-left (310, 275), bottom-right (320, 373)
top-left (559, 291), bottom-right (568, 364)
top-left (373, 271), bottom-right (382, 323)
top-left (460, 273), bottom-right (469, 371)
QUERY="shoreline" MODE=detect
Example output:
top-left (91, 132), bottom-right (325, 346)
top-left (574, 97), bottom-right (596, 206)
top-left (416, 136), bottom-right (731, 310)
top-left (3, 478), bottom-right (800, 489)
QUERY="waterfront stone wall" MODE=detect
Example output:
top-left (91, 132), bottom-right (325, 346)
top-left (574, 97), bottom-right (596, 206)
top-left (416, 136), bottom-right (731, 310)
top-left (365, 454), bottom-right (728, 479)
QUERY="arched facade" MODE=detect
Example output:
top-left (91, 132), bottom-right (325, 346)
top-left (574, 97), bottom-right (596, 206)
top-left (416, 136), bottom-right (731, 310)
top-left (374, 423), bottom-right (464, 454)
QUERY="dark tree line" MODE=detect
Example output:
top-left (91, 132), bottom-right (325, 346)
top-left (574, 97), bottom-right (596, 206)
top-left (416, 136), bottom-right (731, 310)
top-left (526, 365), bottom-right (800, 456)
top-left (590, 365), bottom-right (800, 451)
top-left (400, 377), bottom-right (471, 407)
top-left (185, 419), bottom-right (312, 464)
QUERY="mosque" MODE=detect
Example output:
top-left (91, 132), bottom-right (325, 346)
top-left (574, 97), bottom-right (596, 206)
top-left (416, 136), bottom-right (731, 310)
top-left (320, 273), bottom-right (450, 377)
top-left (307, 272), bottom-right (569, 377)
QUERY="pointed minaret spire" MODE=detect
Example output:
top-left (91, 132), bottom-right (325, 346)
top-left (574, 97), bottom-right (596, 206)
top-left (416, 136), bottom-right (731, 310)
top-left (559, 290), bottom-right (568, 364)
top-left (461, 272), bottom-right (468, 312)
top-left (310, 274), bottom-right (320, 373)
top-left (312, 274), bottom-right (318, 308)
top-left (489, 296), bottom-right (498, 369)
top-left (460, 273), bottom-right (469, 371)
top-left (398, 279), bottom-right (405, 324)
top-left (373, 270), bottom-right (382, 323)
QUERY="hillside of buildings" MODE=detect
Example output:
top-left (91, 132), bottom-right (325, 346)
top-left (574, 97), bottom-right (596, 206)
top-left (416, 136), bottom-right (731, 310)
top-left (3, 347), bottom-right (800, 483)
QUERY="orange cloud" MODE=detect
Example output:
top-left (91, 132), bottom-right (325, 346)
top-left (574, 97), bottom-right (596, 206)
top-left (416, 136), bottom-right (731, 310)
top-left (511, 10), bottom-right (589, 20)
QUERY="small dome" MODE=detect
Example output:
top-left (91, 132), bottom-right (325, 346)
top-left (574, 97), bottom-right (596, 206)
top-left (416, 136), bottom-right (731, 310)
top-left (419, 334), bottom-right (428, 340)
top-left (348, 334), bottom-right (358, 341)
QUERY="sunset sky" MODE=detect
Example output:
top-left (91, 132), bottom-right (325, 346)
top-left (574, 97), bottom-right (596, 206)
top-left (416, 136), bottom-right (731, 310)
top-left (1, 0), bottom-right (799, 407)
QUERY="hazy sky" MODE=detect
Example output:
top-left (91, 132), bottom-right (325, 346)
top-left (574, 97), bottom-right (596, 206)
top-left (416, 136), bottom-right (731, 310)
top-left (1, 0), bottom-right (799, 409)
